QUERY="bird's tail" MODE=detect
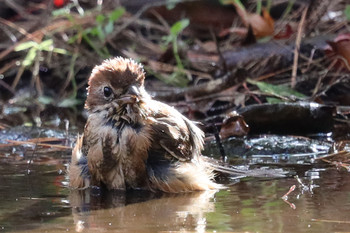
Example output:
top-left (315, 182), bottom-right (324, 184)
top-left (203, 156), bottom-right (288, 178)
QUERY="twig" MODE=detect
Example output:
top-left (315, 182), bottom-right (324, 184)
top-left (0, 79), bottom-right (15, 95)
top-left (291, 6), bottom-right (308, 88)
top-left (0, 143), bottom-right (19, 148)
top-left (321, 158), bottom-right (350, 171)
top-left (0, 60), bottom-right (17, 75)
top-left (4, 0), bottom-right (38, 20)
top-left (0, 123), bottom-right (10, 130)
top-left (312, 59), bottom-right (337, 97)
top-left (0, 17), bottom-right (39, 42)
top-left (25, 131), bottom-right (41, 175)
top-left (295, 175), bottom-right (308, 189)
top-left (0, 15), bottom-right (94, 61)
top-left (59, 50), bottom-right (79, 96)
top-left (242, 82), bottom-right (262, 104)
top-left (148, 60), bottom-right (212, 79)
top-left (311, 219), bottom-right (350, 224)
top-left (32, 50), bottom-right (43, 96)
top-left (314, 151), bottom-right (349, 160)
top-left (11, 65), bottom-right (25, 89)
top-left (107, 1), bottom-right (172, 41)
top-left (148, 9), bottom-right (170, 31)
top-left (256, 61), bottom-right (313, 81)
top-left (154, 70), bottom-right (243, 102)
top-left (282, 198), bottom-right (296, 209)
top-left (210, 28), bottom-right (227, 72)
top-left (27, 137), bottom-right (67, 143)
top-left (314, 74), bottom-right (349, 99)
top-left (5, 139), bottom-right (72, 150)
top-left (281, 185), bottom-right (296, 199)
top-left (211, 120), bottom-right (226, 163)
top-left (121, 30), bottom-right (164, 54)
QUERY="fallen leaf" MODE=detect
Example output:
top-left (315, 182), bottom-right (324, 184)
top-left (247, 9), bottom-right (274, 38)
top-left (223, 1), bottom-right (274, 38)
top-left (219, 112), bottom-right (249, 139)
top-left (274, 24), bottom-right (293, 39)
top-left (325, 33), bottom-right (350, 70)
top-left (247, 79), bottom-right (306, 100)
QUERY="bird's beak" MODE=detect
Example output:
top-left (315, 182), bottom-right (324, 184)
top-left (127, 85), bottom-right (140, 97)
top-left (117, 85), bottom-right (140, 105)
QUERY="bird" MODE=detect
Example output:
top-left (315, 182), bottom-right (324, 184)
top-left (68, 57), bottom-right (223, 193)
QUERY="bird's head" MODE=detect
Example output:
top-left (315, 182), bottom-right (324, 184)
top-left (85, 57), bottom-right (149, 112)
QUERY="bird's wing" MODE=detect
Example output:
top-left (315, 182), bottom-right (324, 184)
top-left (149, 115), bottom-right (193, 162)
top-left (148, 106), bottom-right (204, 162)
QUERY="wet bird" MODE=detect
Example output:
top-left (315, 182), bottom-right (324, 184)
top-left (68, 57), bottom-right (223, 192)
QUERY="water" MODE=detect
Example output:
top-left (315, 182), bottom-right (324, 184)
top-left (0, 129), bottom-right (350, 232)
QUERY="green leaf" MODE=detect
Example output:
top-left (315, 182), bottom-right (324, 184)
top-left (247, 79), bottom-right (306, 99)
top-left (168, 72), bottom-right (189, 87)
top-left (52, 48), bottom-right (68, 55)
top-left (51, 3), bottom-right (74, 16)
top-left (108, 7), bottom-right (125, 22)
top-left (15, 41), bottom-right (38, 51)
top-left (52, 8), bottom-right (70, 17)
top-left (166, 0), bottom-right (181, 10)
top-left (39, 44), bottom-right (68, 55)
top-left (148, 69), bottom-right (188, 87)
top-left (162, 18), bottom-right (190, 46)
top-left (82, 33), bottom-right (109, 58)
top-left (68, 34), bottom-right (79, 44)
top-left (345, 5), bottom-right (350, 21)
top-left (161, 35), bottom-right (173, 46)
top-left (38, 96), bottom-right (54, 105)
top-left (256, 0), bottom-right (262, 14)
top-left (170, 19), bottom-right (189, 36)
top-left (22, 47), bottom-right (37, 67)
top-left (38, 39), bottom-right (53, 50)
top-left (266, 97), bottom-right (283, 104)
top-left (58, 96), bottom-right (82, 107)
top-left (104, 20), bottom-right (114, 35)
top-left (221, 0), bottom-right (245, 11)
top-left (96, 14), bottom-right (105, 24)
top-left (87, 27), bottom-right (99, 36)
top-left (96, 25), bottom-right (105, 40)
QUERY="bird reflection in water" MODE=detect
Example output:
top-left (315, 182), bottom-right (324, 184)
top-left (69, 188), bottom-right (217, 232)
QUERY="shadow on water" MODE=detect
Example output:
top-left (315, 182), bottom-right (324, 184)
top-left (1, 127), bottom-right (350, 232)
top-left (69, 189), bottom-right (217, 232)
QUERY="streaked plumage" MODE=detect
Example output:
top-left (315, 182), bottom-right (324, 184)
top-left (68, 57), bottom-right (222, 192)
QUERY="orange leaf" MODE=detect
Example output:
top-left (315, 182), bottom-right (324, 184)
top-left (247, 9), bottom-right (274, 38)
top-left (231, 1), bottom-right (274, 38)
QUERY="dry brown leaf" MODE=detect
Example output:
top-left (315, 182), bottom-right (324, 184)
top-left (219, 112), bottom-right (249, 139)
top-left (325, 33), bottom-right (350, 70)
top-left (229, 0), bottom-right (274, 38)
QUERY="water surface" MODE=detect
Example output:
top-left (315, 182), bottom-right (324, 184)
top-left (0, 130), bottom-right (349, 233)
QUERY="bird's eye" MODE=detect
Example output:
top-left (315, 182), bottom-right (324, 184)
top-left (103, 86), bottom-right (113, 98)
